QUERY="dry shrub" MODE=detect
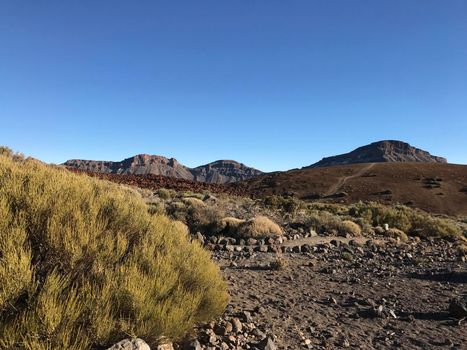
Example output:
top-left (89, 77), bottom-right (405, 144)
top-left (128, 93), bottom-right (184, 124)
top-left (0, 155), bottom-right (228, 349)
top-left (237, 216), bottom-right (283, 238)
top-left (305, 210), bottom-right (343, 234)
top-left (339, 220), bottom-right (362, 236)
top-left (270, 252), bottom-right (288, 270)
top-left (386, 228), bottom-right (409, 242)
top-left (182, 197), bottom-right (206, 207)
top-left (217, 217), bottom-right (245, 236)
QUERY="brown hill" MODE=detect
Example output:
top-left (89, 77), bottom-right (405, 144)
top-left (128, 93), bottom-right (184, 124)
top-left (63, 155), bottom-right (262, 184)
top-left (240, 162), bottom-right (467, 216)
top-left (308, 140), bottom-right (447, 168)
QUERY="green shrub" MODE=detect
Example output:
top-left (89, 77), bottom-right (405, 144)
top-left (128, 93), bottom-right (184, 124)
top-left (263, 195), bottom-right (302, 215)
top-left (348, 202), bottom-right (463, 240)
top-left (305, 210), bottom-right (343, 234)
top-left (0, 155), bottom-right (228, 349)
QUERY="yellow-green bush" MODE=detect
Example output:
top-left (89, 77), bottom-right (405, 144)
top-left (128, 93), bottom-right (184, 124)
top-left (237, 216), bottom-right (283, 238)
top-left (0, 155), bottom-right (228, 349)
top-left (348, 202), bottom-right (463, 240)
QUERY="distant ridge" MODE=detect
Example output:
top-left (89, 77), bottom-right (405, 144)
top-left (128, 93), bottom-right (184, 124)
top-left (63, 154), bottom-right (263, 184)
top-left (307, 140), bottom-right (447, 168)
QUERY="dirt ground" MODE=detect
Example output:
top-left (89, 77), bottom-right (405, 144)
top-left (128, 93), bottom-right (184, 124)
top-left (214, 236), bottom-right (466, 349)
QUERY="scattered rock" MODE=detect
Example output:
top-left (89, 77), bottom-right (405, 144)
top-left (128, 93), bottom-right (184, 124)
top-left (107, 338), bottom-right (151, 350)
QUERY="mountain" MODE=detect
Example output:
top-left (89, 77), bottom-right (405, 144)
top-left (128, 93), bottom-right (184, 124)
top-left (239, 162), bottom-right (467, 216)
top-left (192, 160), bottom-right (263, 183)
top-left (307, 140), bottom-right (447, 168)
top-left (63, 154), bottom-right (262, 184)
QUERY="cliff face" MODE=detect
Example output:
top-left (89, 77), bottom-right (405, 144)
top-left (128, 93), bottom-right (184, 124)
top-left (307, 140), bottom-right (447, 168)
top-left (63, 155), bottom-right (262, 184)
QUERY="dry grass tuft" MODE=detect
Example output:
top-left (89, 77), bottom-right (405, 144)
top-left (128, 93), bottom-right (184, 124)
top-left (237, 216), bottom-right (283, 238)
top-left (340, 220), bottom-right (362, 236)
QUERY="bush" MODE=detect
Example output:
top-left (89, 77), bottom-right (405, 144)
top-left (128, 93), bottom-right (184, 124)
top-left (182, 197), bottom-right (206, 207)
top-left (385, 228), bottom-right (409, 242)
top-left (0, 155), bottom-right (228, 349)
top-left (237, 216), bottom-right (282, 238)
top-left (156, 188), bottom-right (172, 200)
top-left (339, 220), bottom-right (362, 236)
top-left (263, 195), bottom-right (302, 215)
top-left (216, 217), bottom-right (245, 236)
top-left (305, 210), bottom-right (343, 234)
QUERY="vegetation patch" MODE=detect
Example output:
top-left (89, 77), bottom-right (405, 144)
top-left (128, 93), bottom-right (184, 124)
top-left (237, 216), bottom-right (283, 238)
top-left (0, 155), bottom-right (228, 349)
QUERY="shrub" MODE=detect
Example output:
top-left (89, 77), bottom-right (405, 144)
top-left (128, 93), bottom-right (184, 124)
top-left (216, 217), bottom-right (245, 236)
top-left (147, 201), bottom-right (166, 216)
top-left (182, 197), bottom-right (206, 207)
top-left (386, 228), bottom-right (409, 242)
top-left (0, 155), bottom-right (228, 349)
top-left (305, 210), bottom-right (343, 234)
top-left (156, 188), bottom-right (172, 200)
top-left (263, 195), bottom-right (302, 215)
top-left (270, 252), bottom-right (288, 270)
top-left (339, 220), bottom-right (362, 236)
top-left (237, 216), bottom-right (283, 238)
top-left (188, 205), bottom-right (225, 235)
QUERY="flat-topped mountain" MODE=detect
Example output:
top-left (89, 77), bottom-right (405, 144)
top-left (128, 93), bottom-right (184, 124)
top-left (63, 154), bottom-right (262, 184)
top-left (307, 140), bottom-right (447, 168)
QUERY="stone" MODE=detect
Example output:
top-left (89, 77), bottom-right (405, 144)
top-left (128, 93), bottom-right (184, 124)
top-left (195, 232), bottom-right (205, 245)
top-left (106, 338), bottom-right (151, 350)
top-left (239, 310), bottom-right (253, 323)
top-left (449, 297), bottom-right (467, 319)
top-left (157, 343), bottom-right (174, 350)
top-left (256, 336), bottom-right (277, 350)
top-left (232, 317), bottom-right (243, 333)
top-left (183, 339), bottom-right (201, 350)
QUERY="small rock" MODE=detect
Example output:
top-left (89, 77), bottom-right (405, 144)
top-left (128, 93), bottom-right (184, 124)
top-left (232, 317), bottom-right (243, 333)
top-left (449, 297), bottom-right (467, 319)
top-left (107, 338), bottom-right (150, 350)
top-left (256, 336), bottom-right (277, 350)
top-left (183, 339), bottom-right (201, 350)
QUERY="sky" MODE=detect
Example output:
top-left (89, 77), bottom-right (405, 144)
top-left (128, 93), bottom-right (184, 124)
top-left (0, 1), bottom-right (466, 171)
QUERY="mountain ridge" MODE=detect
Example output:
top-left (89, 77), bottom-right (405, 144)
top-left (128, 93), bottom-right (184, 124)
top-left (63, 155), bottom-right (263, 184)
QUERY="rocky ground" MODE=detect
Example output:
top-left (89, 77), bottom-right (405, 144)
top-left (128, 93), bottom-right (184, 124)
top-left (178, 234), bottom-right (466, 349)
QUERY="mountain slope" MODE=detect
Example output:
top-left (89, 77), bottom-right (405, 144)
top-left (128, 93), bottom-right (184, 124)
top-left (63, 155), bottom-right (262, 184)
top-left (239, 162), bottom-right (467, 216)
top-left (307, 140), bottom-right (447, 168)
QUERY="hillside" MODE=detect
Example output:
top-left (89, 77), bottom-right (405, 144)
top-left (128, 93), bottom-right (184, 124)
top-left (308, 140), bottom-right (447, 168)
top-left (63, 154), bottom-right (262, 184)
top-left (241, 162), bottom-right (467, 216)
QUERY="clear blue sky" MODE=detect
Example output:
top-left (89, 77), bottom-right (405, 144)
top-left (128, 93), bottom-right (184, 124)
top-left (1, 1), bottom-right (466, 171)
